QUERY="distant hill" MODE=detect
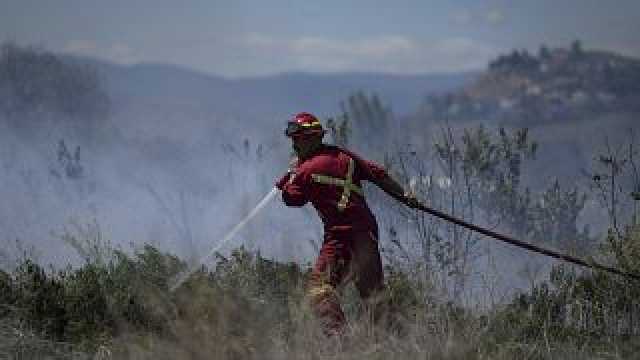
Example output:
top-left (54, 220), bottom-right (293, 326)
top-left (405, 43), bottom-right (640, 188)
top-left (417, 42), bottom-right (640, 125)
top-left (88, 59), bottom-right (477, 120)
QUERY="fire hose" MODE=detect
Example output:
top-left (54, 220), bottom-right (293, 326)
top-left (170, 185), bottom-right (639, 293)
top-left (411, 201), bottom-right (640, 281)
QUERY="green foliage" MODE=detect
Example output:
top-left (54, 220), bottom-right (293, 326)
top-left (0, 244), bottom-right (305, 352)
top-left (491, 223), bottom-right (640, 354)
top-left (50, 139), bottom-right (84, 180)
top-left (339, 91), bottom-right (392, 158)
top-left (3, 118), bottom-right (639, 357)
top-left (383, 264), bottom-right (427, 319)
top-left (326, 116), bottom-right (351, 148)
top-left (488, 49), bottom-right (540, 73)
top-left (2, 239), bottom-right (640, 358)
top-left (605, 223), bottom-right (640, 274)
top-left (209, 247), bottom-right (306, 332)
top-left (1, 245), bottom-right (185, 350)
top-left (570, 39), bottom-right (584, 59)
top-left (588, 135), bottom-right (640, 234)
top-left (459, 132), bottom-right (640, 351)
top-left (528, 180), bottom-right (592, 253)
top-left (12, 260), bottom-right (68, 340)
top-left (440, 126), bottom-right (537, 235)
top-left (340, 91), bottom-right (390, 136)
top-left (434, 125), bottom-right (592, 250)
top-left (0, 269), bottom-right (10, 296)
top-left (62, 262), bottom-right (113, 343)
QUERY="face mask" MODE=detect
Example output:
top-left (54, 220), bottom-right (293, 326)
top-left (292, 137), bottom-right (318, 159)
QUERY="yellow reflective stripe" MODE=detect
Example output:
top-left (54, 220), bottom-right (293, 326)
top-left (311, 174), bottom-right (343, 186)
top-left (347, 184), bottom-right (363, 196)
top-left (337, 158), bottom-right (356, 211)
top-left (310, 158), bottom-right (363, 211)
top-left (311, 175), bottom-right (363, 196)
top-left (308, 283), bottom-right (335, 300)
top-left (300, 121), bottom-right (321, 127)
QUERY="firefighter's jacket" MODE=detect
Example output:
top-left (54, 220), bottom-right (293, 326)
top-left (276, 145), bottom-right (387, 233)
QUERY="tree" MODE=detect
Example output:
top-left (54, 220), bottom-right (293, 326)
top-left (570, 40), bottom-right (583, 59)
top-left (529, 180), bottom-right (591, 254)
top-left (339, 91), bottom-right (392, 160)
top-left (587, 134), bottom-right (639, 237)
top-left (50, 140), bottom-right (83, 180)
top-left (0, 42), bottom-right (110, 134)
top-left (326, 116), bottom-right (351, 148)
top-left (439, 126), bottom-right (538, 237)
top-left (380, 125), bottom-right (540, 302)
top-left (538, 45), bottom-right (551, 61)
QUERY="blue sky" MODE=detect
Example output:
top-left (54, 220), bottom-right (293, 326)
top-left (2, 0), bottom-right (639, 77)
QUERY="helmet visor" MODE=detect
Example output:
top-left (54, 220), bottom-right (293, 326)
top-left (285, 121), bottom-right (303, 137)
top-left (285, 120), bottom-right (323, 138)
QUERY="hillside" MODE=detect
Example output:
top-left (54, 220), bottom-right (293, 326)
top-left (2, 42), bottom-right (640, 360)
top-left (402, 43), bottom-right (640, 190)
top-left (93, 59), bottom-right (476, 121)
top-left (418, 42), bottom-right (640, 125)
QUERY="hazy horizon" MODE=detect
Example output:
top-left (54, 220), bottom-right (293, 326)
top-left (3, 1), bottom-right (640, 78)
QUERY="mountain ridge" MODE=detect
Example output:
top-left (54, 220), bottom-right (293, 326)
top-left (73, 55), bottom-right (478, 119)
top-left (417, 43), bottom-right (640, 125)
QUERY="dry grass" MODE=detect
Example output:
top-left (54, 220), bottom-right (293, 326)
top-left (1, 241), bottom-right (639, 359)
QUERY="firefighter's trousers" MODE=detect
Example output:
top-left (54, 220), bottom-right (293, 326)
top-left (307, 228), bottom-right (384, 335)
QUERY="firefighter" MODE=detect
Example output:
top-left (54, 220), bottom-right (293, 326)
top-left (275, 112), bottom-right (423, 335)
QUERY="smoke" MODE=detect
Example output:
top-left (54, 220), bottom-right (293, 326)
top-left (0, 44), bottom-right (324, 273)
top-left (2, 43), bottom-right (638, 310)
top-left (170, 187), bottom-right (279, 292)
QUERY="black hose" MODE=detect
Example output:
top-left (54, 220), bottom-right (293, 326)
top-left (413, 203), bottom-right (640, 281)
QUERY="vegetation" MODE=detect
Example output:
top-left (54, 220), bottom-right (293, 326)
top-left (2, 127), bottom-right (639, 360)
top-left (2, 42), bottom-right (640, 359)
top-left (2, 225), bottom-right (639, 359)
top-left (0, 43), bottom-right (109, 130)
top-left (421, 41), bottom-right (640, 123)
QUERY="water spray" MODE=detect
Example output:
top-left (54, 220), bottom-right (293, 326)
top-left (169, 164), bottom-right (640, 294)
top-left (169, 187), bottom-right (279, 292)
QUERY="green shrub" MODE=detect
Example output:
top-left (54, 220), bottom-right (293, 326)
top-left (4, 238), bottom-right (640, 359)
top-left (12, 260), bottom-right (67, 340)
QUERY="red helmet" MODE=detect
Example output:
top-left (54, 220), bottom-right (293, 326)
top-left (285, 112), bottom-right (324, 138)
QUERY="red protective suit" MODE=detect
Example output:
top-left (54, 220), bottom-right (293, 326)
top-left (276, 144), bottom-right (387, 334)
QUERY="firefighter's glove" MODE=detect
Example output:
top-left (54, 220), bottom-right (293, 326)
top-left (286, 157), bottom-right (299, 184)
top-left (403, 190), bottom-right (424, 210)
top-left (276, 157), bottom-right (299, 190)
top-left (288, 156), bottom-right (299, 174)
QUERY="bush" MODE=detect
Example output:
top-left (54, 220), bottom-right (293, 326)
top-left (3, 240), bottom-right (640, 359)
